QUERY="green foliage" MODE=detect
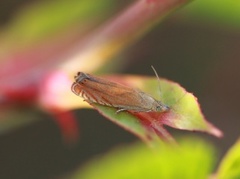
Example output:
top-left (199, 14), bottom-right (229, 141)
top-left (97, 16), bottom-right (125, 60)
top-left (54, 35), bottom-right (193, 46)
top-left (72, 137), bottom-right (215, 179)
top-left (0, 107), bottom-right (41, 134)
top-left (183, 0), bottom-right (240, 28)
top-left (94, 104), bottom-right (156, 143)
top-left (3, 0), bottom-right (116, 44)
top-left (217, 139), bottom-right (240, 179)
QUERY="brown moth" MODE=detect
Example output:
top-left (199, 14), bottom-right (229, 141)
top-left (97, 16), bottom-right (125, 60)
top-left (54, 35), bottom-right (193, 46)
top-left (71, 68), bottom-right (169, 113)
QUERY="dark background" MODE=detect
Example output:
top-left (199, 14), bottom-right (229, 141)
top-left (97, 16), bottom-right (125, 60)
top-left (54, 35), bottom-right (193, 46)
top-left (0, 1), bottom-right (239, 178)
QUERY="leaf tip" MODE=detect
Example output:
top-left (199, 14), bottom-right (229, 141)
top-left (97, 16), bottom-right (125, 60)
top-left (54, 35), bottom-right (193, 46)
top-left (208, 123), bottom-right (223, 138)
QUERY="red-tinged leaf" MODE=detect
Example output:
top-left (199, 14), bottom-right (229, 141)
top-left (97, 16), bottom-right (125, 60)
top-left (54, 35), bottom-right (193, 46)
top-left (73, 74), bottom-right (222, 143)
top-left (131, 77), bottom-right (223, 137)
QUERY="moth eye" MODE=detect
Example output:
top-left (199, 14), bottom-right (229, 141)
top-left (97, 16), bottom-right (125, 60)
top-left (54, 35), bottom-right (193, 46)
top-left (156, 105), bottom-right (161, 111)
top-left (74, 72), bottom-right (81, 80)
top-left (78, 79), bottom-right (87, 84)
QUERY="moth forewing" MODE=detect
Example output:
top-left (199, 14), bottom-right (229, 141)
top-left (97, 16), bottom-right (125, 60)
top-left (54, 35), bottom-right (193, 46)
top-left (78, 80), bottom-right (152, 111)
top-left (72, 72), bottom-right (170, 113)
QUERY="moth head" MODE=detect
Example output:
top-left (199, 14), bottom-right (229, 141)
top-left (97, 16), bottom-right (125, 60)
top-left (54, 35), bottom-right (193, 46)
top-left (153, 101), bottom-right (170, 112)
top-left (74, 72), bottom-right (81, 80)
top-left (74, 72), bottom-right (90, 83)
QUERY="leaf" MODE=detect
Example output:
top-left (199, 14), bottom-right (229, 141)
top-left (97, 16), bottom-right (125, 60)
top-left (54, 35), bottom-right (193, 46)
top-left (182, 0), bottom-right (240, 28)
top-left (71, 137), bottom-right (216, 179)
top-left (217, 139), bottom-right (240, 179)
top-left (92, 104), bottom-right (163, 145)
top-left (86, 74), bottom-right (222, 142)
top-left (1, 0), bottom-right (116, 47)
top-left (0, 107), bottom-right (41, 134)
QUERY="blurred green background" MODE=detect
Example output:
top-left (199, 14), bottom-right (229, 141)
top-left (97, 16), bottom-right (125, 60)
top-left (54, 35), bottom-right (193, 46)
top-left (0, 0), bottom-right (240, 178)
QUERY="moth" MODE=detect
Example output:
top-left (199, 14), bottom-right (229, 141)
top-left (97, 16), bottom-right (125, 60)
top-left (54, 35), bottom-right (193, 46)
top-left (71, 67), bottom-right (170, 113)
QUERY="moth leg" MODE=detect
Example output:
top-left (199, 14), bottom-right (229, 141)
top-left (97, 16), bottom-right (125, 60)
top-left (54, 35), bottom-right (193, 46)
top-left (131, 109), bottom-right (151, 113)
top-left (83, 99), bottom-right (93, 104)
top-left (116, 108), bottom-right (127, 113)
top-left (116, 107), bottom-right (151, 113)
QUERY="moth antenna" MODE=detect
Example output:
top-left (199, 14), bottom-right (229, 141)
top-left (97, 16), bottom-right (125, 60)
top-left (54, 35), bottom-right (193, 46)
top-left (151, 65), bottom-right (162, 99)
top-left (151, 66), bottom-right (187, 112)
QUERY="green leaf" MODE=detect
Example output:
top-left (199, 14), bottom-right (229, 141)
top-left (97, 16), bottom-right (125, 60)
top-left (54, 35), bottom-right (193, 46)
top-left (89, 75), bottom-right (222, 143)
top-left (71, 137), bottom-right (215, 179)
top-left (93, 104), bottom-right (159, 144)
top-left (217, 139), bottom-right (240, 179)
top-left (182, 0), bottom-right (240, 28)
top-left (1, 0), bottom-right (117, 45)
top-left (0, 107), bottom-right (41, 134)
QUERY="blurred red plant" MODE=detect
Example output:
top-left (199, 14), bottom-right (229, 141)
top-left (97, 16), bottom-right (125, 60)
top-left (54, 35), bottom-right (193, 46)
top-left (1, 0), bottom-right (209, 143)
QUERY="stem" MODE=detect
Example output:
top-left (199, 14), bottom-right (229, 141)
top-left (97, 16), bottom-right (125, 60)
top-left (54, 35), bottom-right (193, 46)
top-left (60, 0), bottom-right (192, 74)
